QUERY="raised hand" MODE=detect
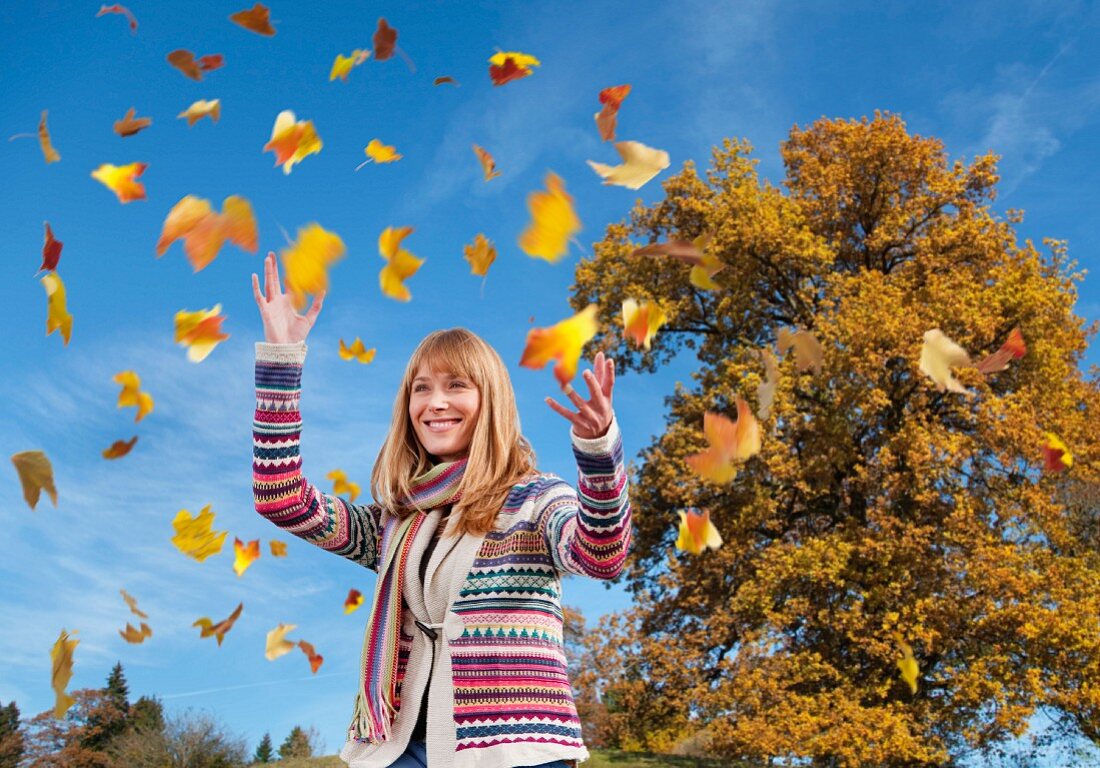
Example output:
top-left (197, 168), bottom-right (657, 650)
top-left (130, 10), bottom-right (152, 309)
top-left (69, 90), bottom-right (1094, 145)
top-left (251, 251), bottom-right (324, 344)
top-left (544, 350), bottom-right (615, 439)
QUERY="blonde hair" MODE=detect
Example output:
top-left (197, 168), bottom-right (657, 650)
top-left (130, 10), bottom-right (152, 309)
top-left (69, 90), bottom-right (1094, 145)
top-left (370, 328), bottom-right (540, 537)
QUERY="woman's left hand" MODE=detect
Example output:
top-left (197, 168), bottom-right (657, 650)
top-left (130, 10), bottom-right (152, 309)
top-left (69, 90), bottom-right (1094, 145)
top-left (545, 351), bottom-right (615, 439)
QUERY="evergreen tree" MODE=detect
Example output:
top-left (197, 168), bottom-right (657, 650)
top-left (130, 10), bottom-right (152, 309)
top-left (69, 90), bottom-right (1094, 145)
top-left (104, 661), bottom-right (130, 713)
top-left (278, 725), bottom-right (313, 759)
top-left (253, 731), bottom-right (275, 763)
top-left (81, 662), bottom-right (131, 752)
top-left (129, 694), bottom-right (165, 735)
top-left (0, 700), bottom-right (25, 768)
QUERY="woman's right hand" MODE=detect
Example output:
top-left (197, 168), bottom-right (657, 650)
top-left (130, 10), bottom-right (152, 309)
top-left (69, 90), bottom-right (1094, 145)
top-left (252, 251), bottom-right (325, 344)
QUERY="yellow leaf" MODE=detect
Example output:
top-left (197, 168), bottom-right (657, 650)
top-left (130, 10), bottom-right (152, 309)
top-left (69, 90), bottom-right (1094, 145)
top-left (919, 328), bottom-right (973, 397)
top-left (177, 99), bottom-right (221, 126)
top-left (518, 172), bottom-right (581, 263)
top-left (326, 468), bottom-right (361, 503)
top-left (50, 628), bottom-right (79, 718)
top-left (174, 304), bottom-right (230, 362)
top-left (472, 144), bottom-right (501, 181)
top-left (41, 272), bottom-right (72, 345)
top-left (777, 327), bottom-right (824, 374)
top-left (344, 588), bottom-right (364, 614)
top-left (674, 508), bottom-right (722, 555)
top-left (282, 223), bottom-right (346, 311)
top-left (233, 537), bottom-right (260, 577)
top-left (170, 504), bottom-right (228, 562)
top-left (378, 226), bottom-right (424, 302)
top-left (329, 48), bottom-right (370, 81)
top-left (621, 298), bottom-right (668, 350)
top-left (518, 304), bottom-right (599, 387)
top-left (120, 588), bottom-right (149, 619)
top-left (587, 140), bottom-right (670, 190)
top-left (363, 138), bottom-right (401, 164)
top-left (265, 623), bottom-right (298, 660)
top-left (338, 338), bottom-right (376, 364)
top-left (270, 540), bottom-right (288, 557)
top-left (11, 450), bottom-right (58, 510)
top-left (685, 399), bottom-right (761, 484)
top-left (463, 233), bottom-right (497, 276)
top-left (113, 370), bottom-right (154, 422)
top-left (90, 162), bottom-right (147, 203)
top-left (193, 602), bottom-right (243, 646)
top-left (263, 110), bottom-right (322, 174)
top-left (39, 110), bottom-right (60, 163)
top-left (118, 622), bottom-right (153, 644)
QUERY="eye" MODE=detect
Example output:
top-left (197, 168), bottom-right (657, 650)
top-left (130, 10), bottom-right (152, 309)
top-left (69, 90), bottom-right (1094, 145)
top-left (450, 380), bottom-right (465, 388)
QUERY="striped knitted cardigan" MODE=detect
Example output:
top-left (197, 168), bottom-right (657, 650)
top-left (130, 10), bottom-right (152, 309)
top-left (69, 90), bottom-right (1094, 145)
top-left (253, 341), bottom-right (633, 768)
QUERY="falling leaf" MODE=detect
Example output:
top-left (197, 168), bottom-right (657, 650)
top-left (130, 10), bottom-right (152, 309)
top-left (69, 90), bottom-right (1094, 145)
top-left (229, 3), bottom-right (275, 35)
top-left (378, 226), bottom-right (424, 302)
top-left (174, 304), bottom-right (230, 362)
top-left (894, 634), bottom-right (920, 694)
top-left (113, 370), bottom-right (154, 422)
top-left (685, 399), bottom-right (762, 484)
top-left (265, 623), bottom-right (298, 660)
top-left (38, 110), bottom-right (60, 163)
top-left (167, 50), bottom-right (224, 81)
top-left (119, 622), bottom-right (153, 644)
top-left (298, 640), bottom-right (324, 672)
top-left (263, 110), bottom-right (322, 174)
top-left (587, 140), bottom-right (670, 190)
top-left (193, 602), bottom-right (243, 646)
top-left (327, 468), bottom-right (361, 503)
top-left (102, 436), bottom-right (138, 459)
top-left (156, 194), bottom-right (258, 272)
top-left (976, 326), bottom-right (1027, 375)
top-left (41, 272), bottom-right (72, 345)
top-left (50, 629), bottom-right (79, 718)
top-left (622, 298), bottom-right (668, 350)
top-left (330, 49), bottom-right (370, 81)
top-left (96, 4), bottom-right (138, 33)
top-left (433, 76), bottom-right (459, 86)
top-left (472, 144), bottom-right (501, 181)
top-left (518, 172), bottom-right (581, 263)
top-left (39, 221), bottom-right (63, 273)
top-left (776, 327), bottom-right (824, 374)
top-left (281, 223), bottom-right (346, 311)
top-left (338, 338), bottom-right (376, 365)
top-left (113, 107), bottom-right (151, 137)
top-left (756, 347), bottom-right (780, 421)
top-left (233, 537), bottom-right (260, 577)
top-left (178, 99), bottom-right (221, 126)
top-left (519, 304), bottom-right (599, 387)
top-left (91, 162), bottom-right (147, 203)
top-left (919, 329), bottom-right (974, 397)
top-left (595, 84), bottom-right (631, 141)
top-left (11, 450), bottom-right (58, 510)
top-left (489, 50), bottom-right (540, 85)
top-left (463, 233), bottom-right (496, 277)
top-left (632, 233), bottom-right (724, 290)
top-left (120, 589), bottom-right (149, 619)
top-left (372, 18), bottom-right (397, 60)
top-left (675, 507), bottom-right (722, 555)
top-left (344, 588), bottom-right (363, 614)
top-left (355, 138), bottom-right (402, 169)
top-left (1041, 432), bottom-right (1073, 474)
top-left (171, 504), bottom-right (228, 561)
top-left (270, 540), bottom-right (287, 557)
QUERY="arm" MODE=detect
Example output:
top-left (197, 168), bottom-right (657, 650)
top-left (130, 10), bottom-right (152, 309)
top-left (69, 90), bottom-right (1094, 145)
top-left (253, 340), bottom-right (384, 572)
top-left (540, 414), bottom-right (632, 579)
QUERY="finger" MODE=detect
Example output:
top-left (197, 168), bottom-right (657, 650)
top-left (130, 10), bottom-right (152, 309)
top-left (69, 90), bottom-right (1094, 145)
top-left (581, 368), bottom-right (608, 410)
top-left (544, 395), bottom-right (579, 425)
top-left (265, 252), bottom-right (278, 299)
top-left (604, 357), bottom-right (615, 400)
top-left (562, 380), bottom-right (596, 420)
top-left (252, 273), bottom-right (265, 305)
top-left (270, 252), bottom-right (283, 296)
top-left (305, 291), bottom-right (325, 325)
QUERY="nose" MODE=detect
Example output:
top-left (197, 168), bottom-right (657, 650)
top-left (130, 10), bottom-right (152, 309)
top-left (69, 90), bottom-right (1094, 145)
top-left (428, 388), bottom-right (450, 412)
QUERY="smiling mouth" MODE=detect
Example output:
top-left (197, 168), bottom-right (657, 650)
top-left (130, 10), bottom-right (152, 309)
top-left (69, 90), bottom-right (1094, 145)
top-left (425, 418), bottom-right (462, 432)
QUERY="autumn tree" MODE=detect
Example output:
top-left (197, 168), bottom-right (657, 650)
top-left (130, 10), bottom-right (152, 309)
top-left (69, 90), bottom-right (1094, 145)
top-left (106, 707), bottom-right (247, 768)
top-left (278, 725), bottom-right (319, 759)
top-left (21, 688), bottom-right (123, 767)
top-left (571, 111), bottom-right (1100, 767)
top-left (0, 700), bottom-right (24, 768)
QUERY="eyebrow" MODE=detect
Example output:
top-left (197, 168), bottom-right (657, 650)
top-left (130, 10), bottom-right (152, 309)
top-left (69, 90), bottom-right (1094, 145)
top-left (412, 373), bottom-right (464, 383)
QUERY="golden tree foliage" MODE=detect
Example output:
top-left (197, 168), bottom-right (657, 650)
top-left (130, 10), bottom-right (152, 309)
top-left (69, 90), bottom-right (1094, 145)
top-left (571, 112), bottom-right (1100, 766)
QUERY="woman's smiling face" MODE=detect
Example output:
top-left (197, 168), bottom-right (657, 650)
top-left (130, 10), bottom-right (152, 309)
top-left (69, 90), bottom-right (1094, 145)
top-left (408, 363), bottom-right (481, 462)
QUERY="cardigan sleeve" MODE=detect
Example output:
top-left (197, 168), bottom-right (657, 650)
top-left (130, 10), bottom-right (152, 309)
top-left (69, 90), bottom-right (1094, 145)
top-left (253, 340), bottom-right (384, 572)
top-left (539, 413), bottom-right (632, 579)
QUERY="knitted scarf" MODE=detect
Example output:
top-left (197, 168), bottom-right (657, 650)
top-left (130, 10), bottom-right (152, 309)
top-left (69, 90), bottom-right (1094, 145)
top-left (348, 456), bottom-right (468, 745)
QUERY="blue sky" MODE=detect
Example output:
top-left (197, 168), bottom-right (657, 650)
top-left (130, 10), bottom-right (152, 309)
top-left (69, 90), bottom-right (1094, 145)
top-left (2, 0), bottom-right (1099, 761)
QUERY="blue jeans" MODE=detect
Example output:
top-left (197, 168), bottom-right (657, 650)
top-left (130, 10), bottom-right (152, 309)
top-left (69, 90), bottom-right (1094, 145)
top-left (385, 739), bottom-right (573, 768)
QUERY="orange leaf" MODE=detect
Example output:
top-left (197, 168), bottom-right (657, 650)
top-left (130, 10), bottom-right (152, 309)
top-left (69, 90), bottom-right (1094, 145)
top-left (776, 327), bottom-right (824, 374)
top-left (11, 450), bottom-right (58, 510)
top-left (178, 99), bottom-right (221, 126)
top-left (463, 233), bottom-right (497, 277)
top-left (488, 51), bottom-right (540, 85)
top-left (38, 110), bottom-right (60, 164)
top-left (96, 4), bottom-right (138, 33)
top-left (41, 272), bottom-right (72, 345)
top-left (120, 589), bottom-right (149, 619)
top-left (91, 162), bottom-right (147, 203)
top-left (674, 507), bottom-right (722, 555)
top-left (472, 144), bottom-right (501, 181)
top-left (174, 304), bottom-right (230, 362)
top-left (263, 110), bottom-right (322, 174)
top-left (156, 194), bottom-right (258, 272)
top-left (975, 326), bottom-right (1027, 375)
top-left (270, 540), bottom-right (287, 557)
top-left (519, 304), bottom-right (599, 387)
top-left (1041, 432), bottom-right (1073, 474)
top-left (193, 602), bottom-right (243, 646)
top-left (113, 107), bottom-right (151, 137)
top-left (40, 221), bottom-right (63, 273)
top-left (298, 640), bottom-right (324, 673)
top-left (118, 621), bottom-right (153, 644)
top-left (344, 588), bottom-right (364, 614)
top-left (622, 298), bottom-right (668, 350)
top-left (282, 223), bottom-right (346, 310)
top-left (518, 172), bottom-right (581, 263)
top-left (102, 436), bottom-right (138, 459)
top-left (378, 226), bottom-right (424, 302)
top-left (229, 3), bottom-right (276, 35)
top-left (167, 49), bottom-right (224, 81)
top-left (233, 537), bottom-right (260, 577)
top-left (595, 84), bottom-right (631, 141)
top-left (685, 400), bottom-right (761, 484)
top-left (433, 76), bottom-right (459, 86)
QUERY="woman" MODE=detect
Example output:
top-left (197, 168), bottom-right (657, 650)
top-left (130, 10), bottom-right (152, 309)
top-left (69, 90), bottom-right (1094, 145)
top-left (251, 252), bottom-right (631, 767)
